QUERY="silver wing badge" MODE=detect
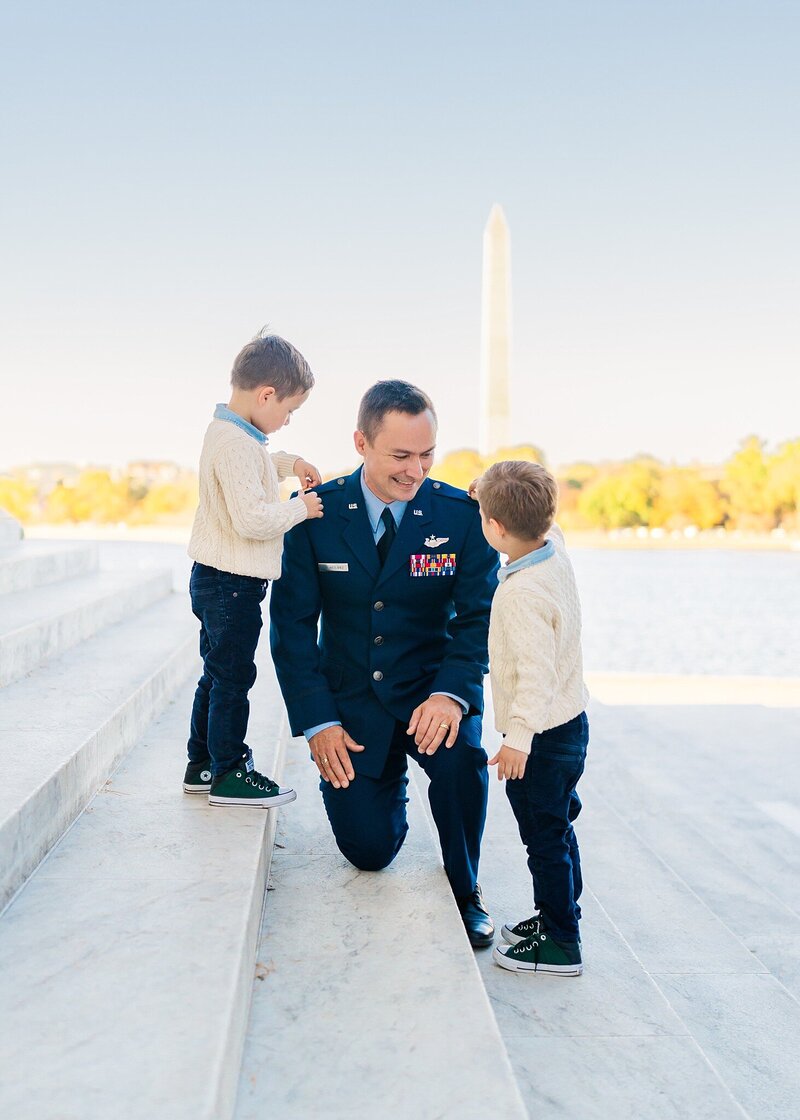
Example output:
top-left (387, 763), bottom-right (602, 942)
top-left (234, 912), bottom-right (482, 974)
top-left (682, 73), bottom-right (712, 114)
top-left (424, 535), bottom-right (450, 548)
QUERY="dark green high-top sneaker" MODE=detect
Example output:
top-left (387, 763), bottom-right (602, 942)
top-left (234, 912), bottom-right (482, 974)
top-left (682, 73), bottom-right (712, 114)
top-left (183, 760), bottom-right (213, 794)
top-left (208, 766), bottom-right (297, 808)
top-left (501, 914), bottom-right (543, 945)
top-left (493, 930), bottom-right (583, 975)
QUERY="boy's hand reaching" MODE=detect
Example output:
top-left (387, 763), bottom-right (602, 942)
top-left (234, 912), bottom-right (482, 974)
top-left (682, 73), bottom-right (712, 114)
top-left (293, 458), bottom-right (322, 489)
top-left (300, 491), bottom-right (324, 519)
top-left (488, 743), bottom-right (528, 780)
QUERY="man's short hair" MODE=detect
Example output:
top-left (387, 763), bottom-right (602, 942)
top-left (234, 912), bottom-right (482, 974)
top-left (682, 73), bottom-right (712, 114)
top-left (231, 331), bottom-right (315, 398)
top-left (357, 380), bottom-right (437, 442)
top-left (478, 460), bottom-right (558, 539)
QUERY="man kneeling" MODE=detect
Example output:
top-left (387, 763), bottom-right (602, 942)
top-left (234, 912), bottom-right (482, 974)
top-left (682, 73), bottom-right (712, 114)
top-left (269, 381), bottom-right (499, 947)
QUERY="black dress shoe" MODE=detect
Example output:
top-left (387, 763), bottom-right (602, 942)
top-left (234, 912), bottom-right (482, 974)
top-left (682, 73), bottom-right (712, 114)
top-left (455, 884), bottom-right (495, 948)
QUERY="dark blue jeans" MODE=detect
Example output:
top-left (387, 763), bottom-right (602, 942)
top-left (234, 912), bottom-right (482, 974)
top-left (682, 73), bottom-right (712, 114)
top-left (504, 711), bottom-right (589, 944)
top-left (187, 562), bottom-right (267, 779)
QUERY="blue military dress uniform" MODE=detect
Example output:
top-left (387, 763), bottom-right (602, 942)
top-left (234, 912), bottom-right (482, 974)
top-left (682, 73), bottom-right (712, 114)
top-left (269, 466), bottom-right (499, 896)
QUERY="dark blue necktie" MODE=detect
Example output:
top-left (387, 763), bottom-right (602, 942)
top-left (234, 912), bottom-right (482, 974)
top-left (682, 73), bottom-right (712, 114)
top-left (377, 507), bottom-right (396, 566)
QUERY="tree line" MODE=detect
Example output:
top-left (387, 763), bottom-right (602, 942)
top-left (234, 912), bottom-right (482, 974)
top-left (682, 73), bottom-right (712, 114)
top-left (0, 469), bottom-right (198, 527)
top-left (435, 435), bottom-right (799, 532)
top-left (0, 436), bottom-right (797, 532)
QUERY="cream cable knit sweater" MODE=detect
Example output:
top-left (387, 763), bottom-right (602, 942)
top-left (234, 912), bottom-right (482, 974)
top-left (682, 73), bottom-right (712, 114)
top-left (489, 525), bottom-right (589, 754)
top-left (188, 419), bottom-right (307, 579)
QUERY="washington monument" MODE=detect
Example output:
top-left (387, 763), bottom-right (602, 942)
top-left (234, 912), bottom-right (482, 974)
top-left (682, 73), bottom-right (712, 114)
top-left (479, 203), bottom-right (511, 457)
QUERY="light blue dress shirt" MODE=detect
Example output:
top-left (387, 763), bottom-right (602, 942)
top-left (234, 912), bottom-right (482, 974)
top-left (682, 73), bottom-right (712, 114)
top-left (214, 403), bottom-right (269, 444)
top-left (359, 471), bottom-right (407, 540)
top-left (304, 474), bottom-right (468, 742)
top-left (497, 539), bottom-right (555, 582)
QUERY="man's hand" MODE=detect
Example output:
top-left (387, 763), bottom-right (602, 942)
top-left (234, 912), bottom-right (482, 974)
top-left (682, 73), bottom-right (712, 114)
top-left (308, 725), bottom-right (365, 788)
top-left (293, 458), bottom-right (322, 489)
top-left (488, 743), bottom-right (528, 780)
top-left (406, 696), bottom-right (462, 755)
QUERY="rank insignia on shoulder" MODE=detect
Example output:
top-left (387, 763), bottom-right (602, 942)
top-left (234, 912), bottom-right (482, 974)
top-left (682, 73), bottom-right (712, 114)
top-left (410, 553), bottom-right (457, 577)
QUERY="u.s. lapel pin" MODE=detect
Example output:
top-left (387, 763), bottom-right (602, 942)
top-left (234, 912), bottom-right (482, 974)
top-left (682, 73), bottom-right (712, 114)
top-left (413, 509), bottom-right (423, 516)
top-left (348, 503), bottom-right (358, 509)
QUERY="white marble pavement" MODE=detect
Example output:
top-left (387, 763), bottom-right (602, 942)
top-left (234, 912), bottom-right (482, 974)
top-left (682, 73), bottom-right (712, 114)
top-left (474, 694), bottom-right (800, 1120)
top-left (0, 568), bottom-right (174, 687)
top-left (0, 592), bottom-right (198, 907)
top-left (247, 682), bottom-right (800, 1120)
top-left (0, 541), bottom-right (198, 908)
top-left (0, 655), bottom-right (289, 1120)
top-left (0, 539), bottom-right (98, 594)
top-left (236, 744), bottom-right (528, 1120)
top-left (1, 533), bottom-right (797, 1117)
top-left (0, 510), bottom-right (23, 546)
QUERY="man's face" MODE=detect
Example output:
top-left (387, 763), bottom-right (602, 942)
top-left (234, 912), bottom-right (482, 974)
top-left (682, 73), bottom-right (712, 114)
top-left (355, 409), bottom-right (437, 504)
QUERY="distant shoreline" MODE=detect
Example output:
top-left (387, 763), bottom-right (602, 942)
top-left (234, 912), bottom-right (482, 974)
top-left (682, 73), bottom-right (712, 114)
top-left (565, 529), bottom-right (799, 552)
top-left (21, 522), bottom-right (800, 552)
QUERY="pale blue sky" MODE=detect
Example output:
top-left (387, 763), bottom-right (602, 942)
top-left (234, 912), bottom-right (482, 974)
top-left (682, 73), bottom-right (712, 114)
top-left (1, 1), bottom-right (798, 474)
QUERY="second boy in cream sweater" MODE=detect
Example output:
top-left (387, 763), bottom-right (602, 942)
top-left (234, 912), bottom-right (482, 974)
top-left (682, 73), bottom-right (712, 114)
top-left (475, 460), bottom-right (589, 976)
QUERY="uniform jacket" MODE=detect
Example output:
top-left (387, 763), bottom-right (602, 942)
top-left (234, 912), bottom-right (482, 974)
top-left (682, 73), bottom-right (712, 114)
top-left (269, 467), bottom-right (500, 778)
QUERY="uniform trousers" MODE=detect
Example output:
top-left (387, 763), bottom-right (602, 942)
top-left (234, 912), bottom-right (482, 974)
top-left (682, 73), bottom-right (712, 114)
top-left (320, 715), bottom-right (488, 898)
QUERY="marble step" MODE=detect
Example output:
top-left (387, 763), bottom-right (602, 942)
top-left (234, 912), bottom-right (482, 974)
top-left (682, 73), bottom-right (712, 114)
top-left (0, 540), bottom-right (99, 595)
top-left (0, 511), bottom-right (22, 546)
top-left (0, 660), bottom-right (288, 1120)
top-left (236, 747), bottom-right (529, 1119)
top-left (0, 592), bottom-right (198, 909)
top-left (0, 567), bottom-right (173, 687)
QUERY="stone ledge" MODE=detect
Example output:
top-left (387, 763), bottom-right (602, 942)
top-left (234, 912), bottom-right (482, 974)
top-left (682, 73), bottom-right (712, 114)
top-left (0, 593), bottom-right (197, 908)
top-left (0, 568), bottom-right (173, 688)
top-left (0, 511), bottom-right (22, 546)
top-left (0, 658), bottom-right (289, 1120)
top-left (0, 540), bottom-right (98, 594)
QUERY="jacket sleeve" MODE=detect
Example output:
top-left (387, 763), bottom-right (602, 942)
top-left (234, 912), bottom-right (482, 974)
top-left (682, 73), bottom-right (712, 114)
top-left (268, 519), bottom-right (341, 737)
top-left (429, 507), bottom-right (499, 715)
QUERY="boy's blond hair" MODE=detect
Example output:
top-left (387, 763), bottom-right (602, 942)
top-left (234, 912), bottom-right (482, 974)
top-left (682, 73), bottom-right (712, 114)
top-left (478, 460), bottom-right (558, 540)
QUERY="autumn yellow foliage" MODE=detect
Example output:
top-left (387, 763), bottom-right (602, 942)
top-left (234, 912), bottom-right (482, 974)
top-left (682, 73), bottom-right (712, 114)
top-left (435, 445), bottom-right (546, 492)
top-left (0, 436), bottom-right (797, 532)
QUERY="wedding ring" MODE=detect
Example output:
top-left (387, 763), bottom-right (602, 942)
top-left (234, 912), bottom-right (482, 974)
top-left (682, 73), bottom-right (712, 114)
top-left (321, 757), bottom-right (329, 765)
top-left (439, 723), bottom-right (449, 729)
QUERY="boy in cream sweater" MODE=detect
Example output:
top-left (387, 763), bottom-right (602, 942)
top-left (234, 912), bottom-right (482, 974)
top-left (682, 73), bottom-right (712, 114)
top-left (474, 461), bottom-right (589, 975)
top-left (184, 332), bottom-right (324, 807)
